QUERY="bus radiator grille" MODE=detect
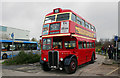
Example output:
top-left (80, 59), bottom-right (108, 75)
top-left (48, 51), bottom-right (59, 68)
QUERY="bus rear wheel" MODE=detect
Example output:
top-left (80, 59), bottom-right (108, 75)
top-left (41, 63), bottom-right (51, 71)
top-left (64, 58), bottom-right (77, 74)
top-left (2, 54), bottom-right (7, 59)
top-left (90, 53), bottom-right (95, 64)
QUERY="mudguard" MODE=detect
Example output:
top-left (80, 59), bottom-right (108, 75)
top-left (64, 55), bottom-right (77, 66)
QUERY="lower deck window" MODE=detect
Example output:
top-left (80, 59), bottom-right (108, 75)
top-left (78, 41), bottom-right (82, 49)
top-left (65, 41), bottom-right (76, 49)
top-left (78, 41), bottom-right (94, 49)
top-left (42, 38), bottom-right (52, 50)
top-left (43, 45), bottom-right (51, 50)
top-left (83, 42), bottom-right (87, 48)
top-left (87, 42), bottom-right (90, 48)
top-left (53, 38), bottom-right (62, 49)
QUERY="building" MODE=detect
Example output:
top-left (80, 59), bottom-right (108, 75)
top-left (0, 26), bottom-right (30, 40)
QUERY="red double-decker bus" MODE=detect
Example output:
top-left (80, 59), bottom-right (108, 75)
top-left (40, 8), bottom-right (96, 74)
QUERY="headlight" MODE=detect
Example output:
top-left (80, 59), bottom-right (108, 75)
top-left (61, 21), bottom-right (69, 33)
top-left (44, 58), bottom-right (46, 61)
top-left (60, 58), bottom-right (63, 61)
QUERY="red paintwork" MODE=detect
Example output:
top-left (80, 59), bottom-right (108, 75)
top-left (41, 8), bottom-right (96, 66)
top-left (46, 8), bottom-right (95, 27)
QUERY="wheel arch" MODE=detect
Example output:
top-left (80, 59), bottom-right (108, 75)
top-left (92, 51), bottom-right (95, 59)
top-left (64, 54), bottom-right (77, 66)
top-left (2, 53), bottom-right (8, 59)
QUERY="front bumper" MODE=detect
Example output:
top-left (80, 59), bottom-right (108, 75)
top-left (40, 58), bottom-right (64, 69)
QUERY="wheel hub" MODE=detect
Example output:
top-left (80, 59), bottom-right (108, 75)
top-left (71, 61), bottom-right (76, 70)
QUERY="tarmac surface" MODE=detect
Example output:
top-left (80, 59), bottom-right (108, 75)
top-left (0, 54), bottom-right (119, 76)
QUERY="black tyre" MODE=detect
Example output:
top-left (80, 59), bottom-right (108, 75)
top-left (2, 54), bottom-right (7, 59)
top-left (64, 58), bottom-right (77, 74)
top-left (41, 63), bottom-right (51, 71)
top-left (90, 53), bottom-right (95, 64)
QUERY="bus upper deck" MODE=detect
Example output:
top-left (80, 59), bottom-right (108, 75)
top-left (42, 8), bottom-right (96, 41)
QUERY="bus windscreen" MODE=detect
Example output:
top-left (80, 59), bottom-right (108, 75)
top-left (56, 13), bottom-right (70, 21)
top-left (44, 15), bottom-right (55, 24)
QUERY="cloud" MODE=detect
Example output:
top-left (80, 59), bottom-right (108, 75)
top-left (2, 2), bottom-right (118, 40)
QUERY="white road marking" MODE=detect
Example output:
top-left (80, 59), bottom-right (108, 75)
top-left (106, 67), bottom-right (120, 76)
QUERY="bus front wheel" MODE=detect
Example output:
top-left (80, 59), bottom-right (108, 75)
top-left (64, 58), bottom-right (77, 74)
top-left (41, 63), bottom-right (51, 71)
top-left (2, 54), bottom-right (7, 59)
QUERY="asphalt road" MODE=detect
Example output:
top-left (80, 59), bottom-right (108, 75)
top-left (1, 54), bottom-right (119, 76)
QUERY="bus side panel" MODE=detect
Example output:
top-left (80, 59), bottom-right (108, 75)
top-left (0, 43), bottom-right (1, 59)
top-left (69, 21), bottom-right (76, 34)
top-left (76, 41), bottom-right (86, 65)
top-left (77, 49), bottom-right (87, 65)
top-left (86, 48), bottom-right (92, 62)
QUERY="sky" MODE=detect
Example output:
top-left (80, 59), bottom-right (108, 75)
top-left (0, 0), bottom-right (118, 41)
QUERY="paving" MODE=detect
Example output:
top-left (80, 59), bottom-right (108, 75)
top-left (0, 60), bottom-right (3, 78)
top-left (1, 54), bottom-right (119, 76)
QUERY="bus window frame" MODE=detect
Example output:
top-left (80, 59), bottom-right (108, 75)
top-left (44, 12), bottom-right (71, 24)
top-left (49, 22), bottom-right (61, 35)
top-left (42, 38), bottom-right (52, 50)
top-left (78, 41), bottom-right (83, 49)
top-left (2, 42), bottom-right (12, 51)
top-left (83, 41), bottom-right (87, 49)
top-left (2, 42), bottom-right (38, 51)
top-left (52, 38), bottom-right (62, 49)
top-left (71, 13), bottom-right (76, 22)
top-left (64, 40), bottom-right (76, 49)
top-left (87, 42), bottom-right (89, 48)
top-left (44, 15), bottom-right (56, 24)
top-left (56, 13), bottom-right (70, 22)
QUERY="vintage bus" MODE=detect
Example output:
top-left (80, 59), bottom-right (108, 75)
top-left (0, 40), bottom-right (38, 59)
top-left (40, 8), bottom-right (96, 74)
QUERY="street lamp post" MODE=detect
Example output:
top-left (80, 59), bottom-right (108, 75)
top-left (114, 35), bottom-right (118, 61)
top-left (11, 33), bottom-right (14, 60)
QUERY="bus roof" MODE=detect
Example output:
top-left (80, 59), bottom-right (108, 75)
top-left (46, 8), bottom-right (95, 27)
top-left (0, 40), bottom-right (37, 44)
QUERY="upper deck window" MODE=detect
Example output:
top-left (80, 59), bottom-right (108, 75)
top-left (88, 24), bottom-right (91, 29)
top-left (44, 15), bottom-right (55, 24)
top-left (90, 25), bottom-right (96, 32)
top-left (93, 26), bottom-right (96, 32)
top-left (81, 19), bottom-right (85, 27)
top-left (56, 13), bottom-right (70, 21)
top-left (77, 17), bottom-right (82, 25)
top-left (85, 22), bottom-right (89, 29)
top-left (71, 13), bottom-right (76, 22)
